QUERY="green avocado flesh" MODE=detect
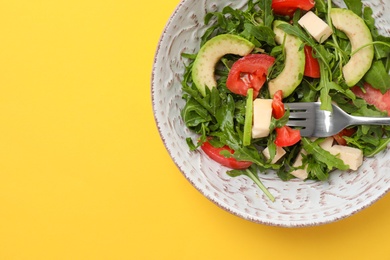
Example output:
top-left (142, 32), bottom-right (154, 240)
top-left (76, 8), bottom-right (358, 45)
top-left (191, 34), bottom-right (255, 96)
top-left (330, 8), bottom-right (374, 87)
top-left (268, 20), bottom-right (305, 98)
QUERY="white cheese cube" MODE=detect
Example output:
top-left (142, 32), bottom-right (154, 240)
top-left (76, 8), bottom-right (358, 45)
top-left (328, 145), bottom-right (363, 171)
top-left (263, 146), bottom-right (286, 164)
top-left (252, 99), bottom-right (273, 138)
top-left (290, 149), bottom-right (309, 180)
top-left (298, 11), bottom-right (333, 43)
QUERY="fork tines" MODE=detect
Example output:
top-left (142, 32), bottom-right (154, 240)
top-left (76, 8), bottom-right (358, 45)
top-left (285, 102), bottom-right (317, 137)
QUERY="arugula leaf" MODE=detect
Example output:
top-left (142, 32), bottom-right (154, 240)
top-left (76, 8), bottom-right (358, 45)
top-left (306, 159), bottom-right (329, 181)
top-left (258, 0), bottom-right (274, 28)
top-left (363, 6), bottom-right (378, 38)
top-left (365, 138), bottom-right (390, 157)
top-left (201, 0), bottom-right (276, 48)
top-left (301, 138), bottom-right (349, 171)
top-left (343, 0), bottom-right (363, 16)
top-left (364, 60), bottom-right (390, 93)
top-left (241, 23), bottom-right (275, 46)
top-left (181, 97), bottom-right (212, 128)
top-left (227, 165), bottom-right (275, 201)
top-left (346, 123), bottom-right (390, 157)
top-left (374, 37), bottom-right (390, 62)
top-left (315, 0), bottom-right (327, 14)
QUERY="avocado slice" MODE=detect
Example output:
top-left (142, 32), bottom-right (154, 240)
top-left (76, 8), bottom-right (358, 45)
top-left (330, 8), bottom-right (374, 87)
top-left (268, 20), bottom-right (305, 98)
top-left (192, 34), bottom-right (255, 96)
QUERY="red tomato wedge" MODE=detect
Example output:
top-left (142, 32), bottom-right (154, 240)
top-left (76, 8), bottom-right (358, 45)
top-left (274, 126), bottom-right (301, 147)
top-left (351, 83), bottom-right (390, 116)
top-left (201, 141), bottom-right (252, 170)
top-left (226, 54), bottom-right (276, 98)
top-left (272, 90), bottom-right (301, 147)
top-left (272, 0), bottom-right (315, 17)
top-left (304, 45), bottom-right (320, 78)
top-left (272, 90), bottom-right (285, 119)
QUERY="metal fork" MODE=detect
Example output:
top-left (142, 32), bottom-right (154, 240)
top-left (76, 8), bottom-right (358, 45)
top-left (285, 102), bottom-right (390, 137)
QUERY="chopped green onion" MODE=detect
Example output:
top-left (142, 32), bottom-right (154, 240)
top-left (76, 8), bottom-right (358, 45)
top-left (243, 88), bottom-right (254, 146)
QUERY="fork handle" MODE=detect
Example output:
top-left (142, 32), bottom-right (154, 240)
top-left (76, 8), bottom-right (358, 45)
top-left (350, 116), bottom-right (390, 126)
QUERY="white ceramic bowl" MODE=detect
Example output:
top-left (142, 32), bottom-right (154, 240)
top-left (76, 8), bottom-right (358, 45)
top-left (152, 0), bottom-right (390, 227)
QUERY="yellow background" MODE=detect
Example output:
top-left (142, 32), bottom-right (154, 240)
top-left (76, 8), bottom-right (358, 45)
top-left (1, 0), bottom-right (390, 259)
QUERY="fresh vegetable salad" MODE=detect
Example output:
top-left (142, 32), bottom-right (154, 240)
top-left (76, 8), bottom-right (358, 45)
top-left (180, 0), bottom-right (390, 201)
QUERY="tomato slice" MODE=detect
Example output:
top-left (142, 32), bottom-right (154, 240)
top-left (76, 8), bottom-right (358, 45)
top-left (351, 83), bottom-right (390, 116)
top-left (271, 90), bottom-right (301, 147)
top-left (333, 128), bottom-right (356, 146)
top-left (272, 90), bottom-right (285, 119)
top-left (303, 45), bottom-right (320, 78)
top-left (226, 54), bottom-right (276, 98)
top-left (201, 141), bottom-right (253, 170)
top-left (274, 126), bottom-right (301, 147)
top-left (272, 0), bottom-right (315, 16)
